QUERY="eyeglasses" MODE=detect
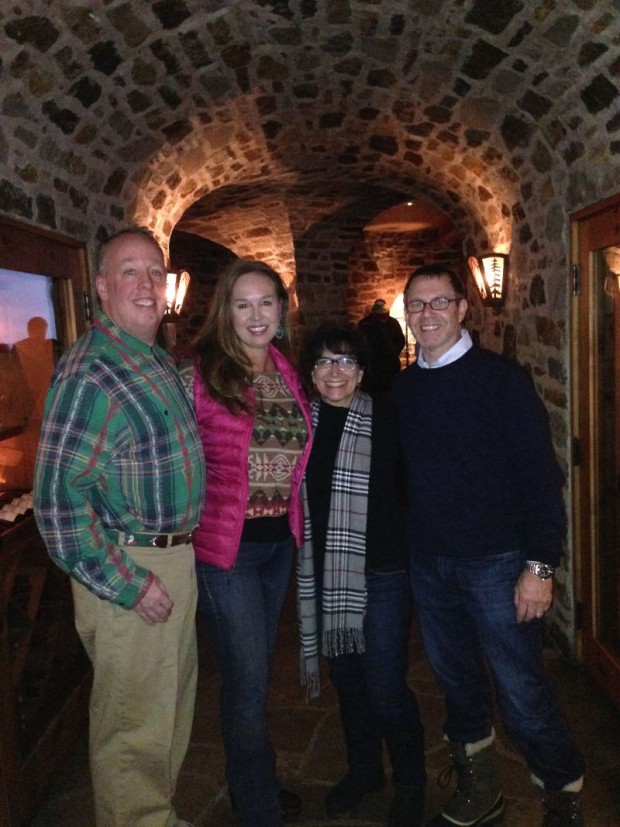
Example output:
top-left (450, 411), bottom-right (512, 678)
top-left (313, 356), bottom-right (358, 372)
top-left (405, 296), bottom-right (460, 314)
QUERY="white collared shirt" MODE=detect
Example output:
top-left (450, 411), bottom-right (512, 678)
top-left (416, 329), bottom-right (473, 369)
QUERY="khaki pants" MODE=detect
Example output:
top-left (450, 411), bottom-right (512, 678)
top-left (72, 543), bottom-right (198, 827)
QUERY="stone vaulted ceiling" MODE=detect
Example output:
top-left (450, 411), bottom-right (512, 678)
top-left (1, 0), bottom-right (619, 652)
top-left (1, 0), bottom-right (619, 258)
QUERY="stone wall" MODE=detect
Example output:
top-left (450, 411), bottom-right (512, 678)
top-left (1, 0), bottom-right (620, 656)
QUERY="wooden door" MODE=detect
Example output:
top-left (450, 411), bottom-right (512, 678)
top-left (0, 216), bottom-right (90, 825)
top-left (571, 194), bottom-right (620, 710)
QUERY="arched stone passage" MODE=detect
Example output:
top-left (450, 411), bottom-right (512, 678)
top-left (1, 0), bottom-right (619, 655)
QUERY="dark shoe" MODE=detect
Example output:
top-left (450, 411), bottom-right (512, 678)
top-left (542, 790), bottom-right (584, 826)
top-left (279, 788), bottom-right (302, 822)
top-left (231, 788), bottom-right (301, 822)
top-left (427, 802), bottom-right (503, 826)
top-left (428, 740), bottom-right (504, 826)
top-left (325, 765), bottom-right (386, 816)
top-left (388, 789), bottom-right (425, 827)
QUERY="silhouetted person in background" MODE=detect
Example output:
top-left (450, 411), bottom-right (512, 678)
top-left (14, 316), bottom-right (55, 421)
top-left (14, 316), bottom-right (56, 480)
top-left (357, 298), bottom-right (405, 397)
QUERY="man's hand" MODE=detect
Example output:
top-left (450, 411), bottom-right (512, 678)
top-left (514, 569), bottom-right (553, 623)
top-left (132, 576), bottom-right (173, 625)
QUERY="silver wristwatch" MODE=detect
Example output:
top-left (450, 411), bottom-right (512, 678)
top-left (525, 561), bottom-right (555, 580)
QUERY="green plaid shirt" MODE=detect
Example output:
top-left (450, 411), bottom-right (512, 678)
top-left (34, 313), bottom-right (206, 608)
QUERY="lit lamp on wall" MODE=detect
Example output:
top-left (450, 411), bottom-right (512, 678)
top-left (603, 246), bottom-right (620, 296)
top-left (162, 269), bottom-right (190, 350)
top-left (468, 253), bottom-right (509, 307)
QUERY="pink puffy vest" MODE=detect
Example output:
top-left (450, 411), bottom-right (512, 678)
top-left (192, 345), bottom-right (313, 570)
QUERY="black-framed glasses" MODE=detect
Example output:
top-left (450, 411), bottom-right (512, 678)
top-left (313, 356), bottom-right (358, 372)
top-left (405, 296), bottom-right (460, 314)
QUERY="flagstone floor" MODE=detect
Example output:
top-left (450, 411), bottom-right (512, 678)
top-left (31, 581), bottom-right (620, 826)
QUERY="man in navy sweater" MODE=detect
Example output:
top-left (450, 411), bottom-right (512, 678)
top-left (392, 265), bottom-right (585, 827)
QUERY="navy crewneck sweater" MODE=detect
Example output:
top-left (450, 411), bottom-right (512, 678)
top-left (392, 346), bottom-right (565, 566)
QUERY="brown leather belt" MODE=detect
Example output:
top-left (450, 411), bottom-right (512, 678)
top-left (117, 531), bottom-right (193, 548)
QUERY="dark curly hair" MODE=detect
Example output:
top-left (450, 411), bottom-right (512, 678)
top-left (300, 324), bottom-right (368, 391)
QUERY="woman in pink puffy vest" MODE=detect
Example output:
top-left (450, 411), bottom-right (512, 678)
top-left (187, 259), bottom-right (312, 827)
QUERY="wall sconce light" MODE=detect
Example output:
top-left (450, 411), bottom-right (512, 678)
top-left (468, 253), bottom-right (509, 307)
top-left (166, 269), bottom-right (191, 315)
top-left (603, 246), bottom-right (620, 297)
top-left (162, 269), bottom-right (191, 350)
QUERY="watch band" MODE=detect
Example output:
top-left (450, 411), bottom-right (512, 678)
top-left (525, 561), bottom-right (555, 580)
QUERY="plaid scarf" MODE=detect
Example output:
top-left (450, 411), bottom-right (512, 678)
top-left (298, 390), bottom-right (373, 699)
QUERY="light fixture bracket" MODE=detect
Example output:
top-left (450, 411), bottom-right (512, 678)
top-left (165, 269), bottom-right (191, 316)
top-left (468, 253), bottom-right (508, 307)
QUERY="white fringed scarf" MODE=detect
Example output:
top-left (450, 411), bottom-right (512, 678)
top-left (297, 390), bottom-right (373, 698)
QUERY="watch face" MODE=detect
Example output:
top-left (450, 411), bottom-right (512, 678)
top-left (527, 562), bottom-right (554, 579)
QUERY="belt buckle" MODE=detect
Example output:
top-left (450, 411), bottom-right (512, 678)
top-left (150, 535), bottom-right (168, 548)
top-left (123, 533), bottom-right (136, 546)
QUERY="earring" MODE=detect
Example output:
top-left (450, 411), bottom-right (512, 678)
top-left (275, 322), bottom-right (284, 339)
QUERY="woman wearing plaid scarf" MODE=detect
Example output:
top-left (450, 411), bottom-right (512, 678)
top-left (298, 325), bottom-right (426, 827)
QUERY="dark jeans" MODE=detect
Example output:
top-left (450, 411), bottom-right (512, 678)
top-left (326, 568), bottom-right (426, 794)
top-left (410, 550), bottom-right (585, 790)
top-left (196, 537), bottom-right (294, 827)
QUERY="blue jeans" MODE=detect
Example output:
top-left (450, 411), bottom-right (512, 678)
top-left (326, 568), bottom-right (426, 795)
top-left (410, 550), bottom-right (585, 790)
top-left (196, 537), bottom-right (294, 827)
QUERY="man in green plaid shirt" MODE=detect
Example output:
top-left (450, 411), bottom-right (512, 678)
top-left (34, 228), bottom-right (205, 827)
